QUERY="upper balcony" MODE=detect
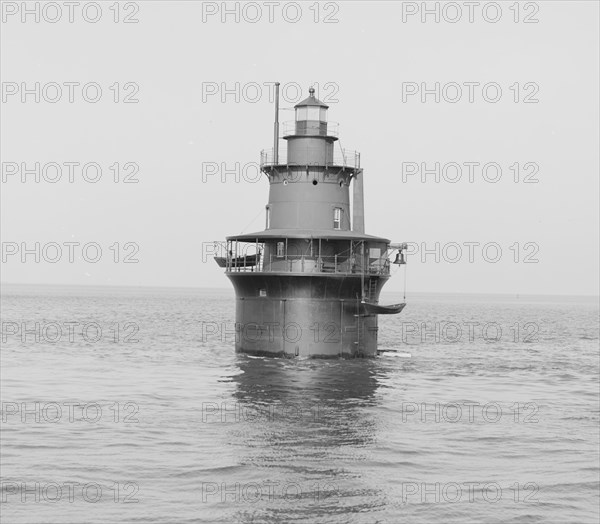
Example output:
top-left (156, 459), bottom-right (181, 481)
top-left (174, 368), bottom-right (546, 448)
top-left (260, 145), bottom-right (361, 170)
top-left (220, 253), bottom-right (390, 276)
top-left (212, 241), bottom-right (391, 276)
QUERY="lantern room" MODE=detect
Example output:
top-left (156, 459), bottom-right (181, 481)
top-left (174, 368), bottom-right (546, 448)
top-left (294, 87), bottom-right (329, 136)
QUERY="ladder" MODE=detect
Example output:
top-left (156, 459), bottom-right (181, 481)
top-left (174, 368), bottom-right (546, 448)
top-left (366, 276), bottom-right (378, 302)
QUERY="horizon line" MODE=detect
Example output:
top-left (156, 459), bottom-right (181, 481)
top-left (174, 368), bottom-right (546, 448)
top-left (1, 281), bottom-right (598, 299)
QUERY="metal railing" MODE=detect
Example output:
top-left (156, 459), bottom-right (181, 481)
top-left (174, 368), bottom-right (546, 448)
top-left (226, 254), bottom-right (390, 276)
top-left (333, 149), bottom-right (360, 169)
top-left (282, 120), bottom-right (339, 137)
top-left (260, 147), bottom-right (361, 170)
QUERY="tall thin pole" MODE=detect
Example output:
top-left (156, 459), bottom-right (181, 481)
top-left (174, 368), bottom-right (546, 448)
top-left (274, 82), bottom-right (280, 164)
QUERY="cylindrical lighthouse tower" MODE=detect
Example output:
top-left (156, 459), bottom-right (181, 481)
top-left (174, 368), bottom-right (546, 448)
top-left (215, 87), bottom-right (406, 358)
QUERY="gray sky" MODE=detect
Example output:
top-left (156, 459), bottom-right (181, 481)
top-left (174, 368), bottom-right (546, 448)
top-left (2, 0), bottom-right (598, 295)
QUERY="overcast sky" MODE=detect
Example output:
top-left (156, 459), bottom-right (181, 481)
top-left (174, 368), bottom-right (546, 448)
top-left (2, 0), bottom-right (598, 295)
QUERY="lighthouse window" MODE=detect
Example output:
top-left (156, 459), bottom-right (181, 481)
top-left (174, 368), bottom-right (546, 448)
top-left (296, 107), bottom-right (307, 121)
top-left (265, 206), bottom-right (271, 229)
top-left (306, 106), bottom-right (320, 121)
top-left (333, 208), bottom-right (342, 230)
top-left (276, 242), bottom-right (285, 257)
top-left (296, 106), bottom-right (324, 121)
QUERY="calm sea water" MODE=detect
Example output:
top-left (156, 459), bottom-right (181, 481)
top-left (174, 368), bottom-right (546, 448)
top-left (1, 284), bottom-right (598, 524)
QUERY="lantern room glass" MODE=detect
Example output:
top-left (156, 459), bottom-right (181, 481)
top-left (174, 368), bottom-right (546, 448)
top-left (296, 106), bottom-right (327, 122)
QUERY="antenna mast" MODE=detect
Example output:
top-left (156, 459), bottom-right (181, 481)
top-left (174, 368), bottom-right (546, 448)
top-left (274, 82), bottom-right (280, 164)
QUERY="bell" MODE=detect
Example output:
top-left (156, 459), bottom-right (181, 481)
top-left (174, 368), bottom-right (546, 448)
top-left (393, 251), bottom-right (406, 265)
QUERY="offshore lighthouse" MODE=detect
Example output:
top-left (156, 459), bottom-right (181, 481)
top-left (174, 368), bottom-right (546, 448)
top-left (215, 86), bottom-right (406, 358)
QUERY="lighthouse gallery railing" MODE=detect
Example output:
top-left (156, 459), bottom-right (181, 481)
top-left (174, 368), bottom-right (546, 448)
top-left (229, 255), bottom-right (389, 275)
top-left (212, 242), bottom-right (390, 276)
top-left (260, 147), bottom-right (361, 170)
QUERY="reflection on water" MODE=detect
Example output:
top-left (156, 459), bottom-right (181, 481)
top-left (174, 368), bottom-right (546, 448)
top-left (233, 356), bottom-right (383, 409)
top-left (224, 357), bottom-right (389, 523)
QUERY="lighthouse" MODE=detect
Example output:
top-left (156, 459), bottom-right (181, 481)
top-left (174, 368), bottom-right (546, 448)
top-left (215, 86), bottom-right (406, 358)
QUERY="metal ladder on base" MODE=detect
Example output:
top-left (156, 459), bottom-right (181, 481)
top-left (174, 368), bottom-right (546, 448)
top-left (366, 276), bottom-right (378, 302)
